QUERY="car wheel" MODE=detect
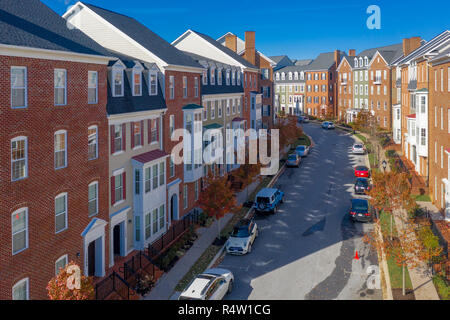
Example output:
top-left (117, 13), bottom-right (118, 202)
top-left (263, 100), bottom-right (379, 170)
top-left (228, 279), bottom-right (233, 294)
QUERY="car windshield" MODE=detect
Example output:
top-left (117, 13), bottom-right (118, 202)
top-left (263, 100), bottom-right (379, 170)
top-left (288, 155), bottom-right (297, 160)
top-left (179, 296), bottom-right (201, 300)
top-left (231, 226), bottom-right (250, 238)
top-left (257, 196), bottom-right (270, 204)
top-left (356, 166), bottom-right (368, 171)
top-left (354, 145), bottom-right (363, 148)
top-left (352, 201), bottom-right (368, 211)
top-left (356, 179), bottom-right (368, 187)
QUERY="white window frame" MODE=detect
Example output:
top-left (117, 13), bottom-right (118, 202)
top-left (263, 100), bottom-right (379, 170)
top-left (55, 254), bottom-right (68, 275)
top-left (194, 77), bottom-right (199, 97)
top-left (88, 125), bottom-right (98, 160)
top-left (54, 130), bottom-right (67, 170)
top-left (88, 71), bottom-right (98, 104)
top-left (132, 67), bottom-right (143, 96)
top-left (12, 278), bottom-right (29, 300)
top-left (54, 69), bottom-right (67, 106)
top-left (183, 76), bottom-right (188, 98)
top-left (88, 181), bottom-right (99, 217)
top-left (11, 136), bottom-right (28, 181)
top-left (11, 66), bottom-right (27, 108)
top-left (55, 192), bottom-right (68, 233)
top-left (210, 68), bottom-right (216, 85)
top-left (149, 71), bottom-right (158, 96)
top-left (169, 75), bottom-right (175, 99)
top-left (11, 207), bottom-right (28, 255)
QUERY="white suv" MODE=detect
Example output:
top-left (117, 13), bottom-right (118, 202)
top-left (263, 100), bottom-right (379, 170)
top-left (352, 144), bottom-right (366, 154)
top-left (178, 268), bottom-right (234, 300)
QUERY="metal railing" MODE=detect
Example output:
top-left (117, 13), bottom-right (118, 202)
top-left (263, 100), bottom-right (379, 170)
top-left (95, 271), bottom-right (131, 300)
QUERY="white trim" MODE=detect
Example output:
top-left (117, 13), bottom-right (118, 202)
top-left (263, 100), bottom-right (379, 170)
top-left (11, 136), bottom-right (28, 181)
top-left (132, 66), bottom-right (143, 96)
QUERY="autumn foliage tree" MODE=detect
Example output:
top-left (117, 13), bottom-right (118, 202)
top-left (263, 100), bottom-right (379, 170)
top-left (198, 172), bottom-right (240, 241)
top-left (273, 116), bottom-right (303, 152)
top-left (47, 261), bottom-right (95, 300)
top-left (367, 170), bottom-right (415, 239)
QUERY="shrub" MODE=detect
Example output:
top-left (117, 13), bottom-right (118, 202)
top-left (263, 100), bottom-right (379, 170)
top-left (433, 275), bottom-right (450, 300)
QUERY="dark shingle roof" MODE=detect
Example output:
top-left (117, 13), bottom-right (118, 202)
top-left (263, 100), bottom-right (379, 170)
top-left (352, 43), bottom-right (403, 68)
top-left (294, 59), bottom-right (313, 66)
top-left (0, 0), bottom-right (109, 56)
top-left (270, 55), bottom-right (290, 64)
top-left (106, 53), bottom-right (166, 115)
top-left (81, 2), bottom-right (202, 68)
top-left (133, 150), bottom-right (168, 164)
top-left (178, 30), bottom-right (257, 69)
top-left (304, 51), bottom-right (347, 71)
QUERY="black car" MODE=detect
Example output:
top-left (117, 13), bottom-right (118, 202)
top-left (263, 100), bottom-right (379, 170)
top-left (349, 199), bottom-right (375, 222)
top-left (354, 178), bottom-right (372, 195)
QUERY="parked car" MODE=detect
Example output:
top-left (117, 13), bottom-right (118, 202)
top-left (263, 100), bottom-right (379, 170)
top-left (327, 122), bottom-right (335, 129)
top-left (178, 268), bottom-right (234, 300)
top-left (354, 165), bottom-right (370, 178)
top-left (354, 178), bottom-right (372, 195)
top-left (297, 116), bottom-right (304, 123)
top-left (296, 145), bottom-right (310, 157)
top-left (286, 153), bottom-right (301, 167)
top-left (226, 218), bottom-right (258, 255)
top-left (349, 198), bottom-right (375, 223)
top-left (352, 143), bottom-right (366, 154)
top-left (302, 117), bottom-right (310, 123)
top-left (253, 188), bottom-right (284, 214)
top-left (321, 121), bottom-right (330, 129)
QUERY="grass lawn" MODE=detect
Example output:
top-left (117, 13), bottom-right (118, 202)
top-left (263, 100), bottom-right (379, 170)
top-left (355, 134), bottom-right (367, 144)
top-left (378, 210), bottom-right (413, 290)
top-left (412, 194), bottom-right (432, 202)
top-left (433, 275), bottom-right (450, 300)
top-left (368, 153), bottom-right (378, 168)
top-left (174, 175), bottom-right (273, 292)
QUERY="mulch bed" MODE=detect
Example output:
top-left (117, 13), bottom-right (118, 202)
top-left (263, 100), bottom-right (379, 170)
top-left (392, 288), bottom-right (416, 300)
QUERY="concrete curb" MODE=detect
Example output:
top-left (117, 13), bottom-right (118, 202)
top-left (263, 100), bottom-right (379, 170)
top-left (206, 163), bottom-right (287, 271)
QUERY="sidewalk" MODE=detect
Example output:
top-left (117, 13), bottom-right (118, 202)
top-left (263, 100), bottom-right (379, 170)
top-left (365, 134), bottom-right (440, 300)
top-left (143, 179), bottom-right (261, 300)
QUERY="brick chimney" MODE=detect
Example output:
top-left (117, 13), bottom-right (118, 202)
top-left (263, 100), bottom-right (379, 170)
top-left (334, 50), bottom-right (341, 69)
top-left (244, 31), bottom-right (256, 66)
top-left (348, 49), bottom-right (356, 57)
top-left (225, 33), bottom-right (237, 52)
top-left (403, 38), bottom-right (411, 56)
top-left (409, 37), bottom-right (422, 53)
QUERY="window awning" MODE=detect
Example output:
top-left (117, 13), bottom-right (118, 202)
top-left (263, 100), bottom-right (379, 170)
top-left (132, 149), bottom-right (168, 164)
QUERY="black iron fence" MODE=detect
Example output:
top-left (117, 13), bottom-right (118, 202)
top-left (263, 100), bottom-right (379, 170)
top-left (95, 271), bottom-right (131, 300)
top-left (147, 211), bottom-right (199, 260)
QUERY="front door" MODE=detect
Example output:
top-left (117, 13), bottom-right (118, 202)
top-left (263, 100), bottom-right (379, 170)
top-left (113, 224), bottom-right (121, 256)
top-left (88, 241), bottom-right (96, 276)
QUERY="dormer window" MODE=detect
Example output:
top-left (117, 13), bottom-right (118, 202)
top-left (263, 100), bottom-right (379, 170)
top-left (210, 68), bottom-right (215, 85)
top-left (364, 57), bottom-right (369, 66)
top-left (149, 70), bottom-right (158, 95)
top-left (300, 72), bottom-right (304, 80)
top-left (218, 69), bottom-right (222, 85)
top-left (112, 67), bottom-right (124, 97)
top-left (237, 72), bottom-right (241, 85)
top-left (288, 72), bottom-right (292, 80)
top-left (226, 69), bottom-right (230, 85)
top-left (281, 73), bottom-right (285, 80)
top-left (231, 70), bottom-right (235, 85)
top-left (354, 58), bottom-right (358, 68)
top-left (275, 73), bottom-right (280, 81)
top-left (202, 69), bottom-right (208, 85)
top-left (294, 72), bottom-right (298, 80)
top-left (132, 66), bottom-right (142, 96)
top-left (359, 57), bottom-right (363, 67)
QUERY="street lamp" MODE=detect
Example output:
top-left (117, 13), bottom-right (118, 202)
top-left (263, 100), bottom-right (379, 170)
top-left (382, 160), bottom-right (387, 172)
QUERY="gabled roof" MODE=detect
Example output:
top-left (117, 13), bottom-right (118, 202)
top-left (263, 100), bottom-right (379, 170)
top-left (304, 51), bottom-right (347, 71)
top-left (173, 30), bottom-right (257, 69)
top-left (0, 0), bottom-right (109, 57)
top-left (396, 30), bottom-right (450, 66)
top-left (270, 55), bottom-right (291, 64)
top-left (216, 32), bottom-right (276, 66)
top-left (351, 43), bottom-right (403, 69)
top-left (76, 2), bottom-right (202, 69)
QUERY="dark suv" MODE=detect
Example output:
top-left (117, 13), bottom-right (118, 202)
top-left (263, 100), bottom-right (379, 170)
top-left (354, 178), bottom-right (372, 195)
top-left (349, 199), bottom-right (375, 222)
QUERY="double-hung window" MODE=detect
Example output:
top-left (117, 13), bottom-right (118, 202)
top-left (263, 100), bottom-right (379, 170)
top-left (54, 130), bottom-right (67, 169)
top-left (145, 167), bottom-right (151, 193)
top-left (159, 162), bottom-right (165, 186)
top-left (159, 205), bottom-right (165, 230)
top-left (55, 255), bottom-right (68, 275)
top-left (54, 69), bottom-right (67, 105)
top-left (55, 193), bottom-right (68, 233)
top-left (183, 76), bottom-right (188, 98)
top-left (11, 137), bottom-right (27, 181)
top-left (194, 77), bottom-right (199, 97)
top-left (152, 164), bottom-right (158, 189)
top-left (11, 67), bottom-right (27, 108)
top-left (88, 126), bottom-right (98, 160)
top-left (12, 279), bottom-right (29, 300)
top-left (88, 182), bottom-right (98, 216)
top-left (133, 68), bottom-right (142, 96)
top-left (88, 71), bottom-right (98, 104)
top-left (202, 69), bottom-right (208, 85)
top-left (149, 71), bottom-right (158, 95)
top-left (133, 122), bottom-right (142, 148)
top-left (169, 75), bottom-right (174, 99)
top-left (12, 208), bottom-right (28, 254)
top-left (114, 173), bottom-right (124, 203)
top-left (210, 68), bottom-right (215, 85)
top-left (114, 125), bottom-right (123, 152)
top-left (226, 70), bottom-right (230, 85)
top-left (113, 68), bottom-right (124, 97)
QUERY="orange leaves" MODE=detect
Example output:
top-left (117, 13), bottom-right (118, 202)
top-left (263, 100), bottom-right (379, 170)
top-left (46, 261), bottom-right (94, 300)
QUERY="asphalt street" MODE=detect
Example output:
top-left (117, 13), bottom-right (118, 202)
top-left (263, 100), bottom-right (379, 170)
top-left (219, 122), bottom-right (383, 300)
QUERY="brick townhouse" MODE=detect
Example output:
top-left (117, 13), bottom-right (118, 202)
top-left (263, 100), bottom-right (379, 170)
top-left (337, 49), bottom-right (355, 121)
top-left (172, 30), bottom-right (261, 131)
top-left (63, 2), bottom-right (205, 229)
top-left (304, 50), bottom-right (345, 118)
top-left (218, 32), bottom-right (277, 129)
top-left (428, 44), bottom-right (450, 218)
top-left (0, 0), bottom-right (112, 299)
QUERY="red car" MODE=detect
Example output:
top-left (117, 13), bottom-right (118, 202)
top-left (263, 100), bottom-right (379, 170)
top-left (354, 166), bottom-right (370, 178)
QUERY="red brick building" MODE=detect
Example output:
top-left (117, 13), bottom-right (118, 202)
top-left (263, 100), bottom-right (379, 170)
top-left (0, 0), bottom-right (111, 299)
top-left (337, 50), bottom-right (355, 121)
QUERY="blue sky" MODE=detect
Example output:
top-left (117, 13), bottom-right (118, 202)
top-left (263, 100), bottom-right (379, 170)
top-left (43, 0), bottom-right (450, 60)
